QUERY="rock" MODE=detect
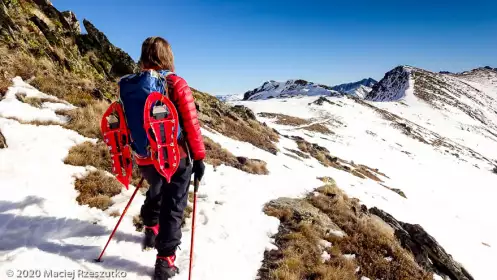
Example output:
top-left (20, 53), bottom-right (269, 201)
top-left (236, 157), bottom-right (248, 165)
top-left (369, 207), bottom-right (474, 280)
top-left (0, 0), bottom-right (19, 40)
top-left (267, 197), bottom-right (346, 237)
top-left (232, 105), bottom-right (256, 120)
top-left (0, 128), bottom-right (7, 149)
top-left (61, 11), bottom-right (80, 33)
top-left (80, 19), bottom-right (137, 77)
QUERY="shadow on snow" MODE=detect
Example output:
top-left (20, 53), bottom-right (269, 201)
top-left (0, 196), bottom-right (151, 276)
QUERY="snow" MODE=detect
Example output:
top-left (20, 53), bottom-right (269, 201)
top-left (0, 77), bottom-right (70, 123)
top-left (236, 90), bottom-right (497, 279)
top-left (1, 72), bottom-right (497, 280)
top-left (244, 79), bottom-right (340, 100)
top-left (321, 251), bottom-right (331, 263)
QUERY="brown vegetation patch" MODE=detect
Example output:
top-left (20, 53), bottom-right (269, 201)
top-left (204, 136), bottom-right (269, 175)
top-left (15, 92), bottom-right (64, 108)
top-left (4, 116), bottom-right (61, 126)
top-left (64, 141), bottom-right (148, 189)
top-left (284, 148), bottom-right (310, 159)
top-left (64, 141), bottom-right (112, 171)
top-left (380, 184), bottom-right (407, 198)
top-left (287, 135), bottom-right (387, 182)
top-left (260, 180), bottom-right (432, 280)
top-left (74, 170), bottom-right (123, 210)
top-left (192, 89), bottom-right (279, 154)
top-left (258, 112), bottom-right (311, 126)
top-left (302, 123), bottom-right (333, 135)
top-left (60, 100), bottom-right (109, 139)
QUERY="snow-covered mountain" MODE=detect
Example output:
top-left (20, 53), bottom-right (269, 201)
top-left (216, 93), bottom-right (244, 102)
top-left (331, 78), bottom-right (377, 98)
top-left (242, 78), bottom-right (378, 101)
top-left (242, 79), bottom-right (342, 100)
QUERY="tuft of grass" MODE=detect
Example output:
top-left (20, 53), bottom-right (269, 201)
top-left (74, 170), bottom-right (123, 210)
top-left (181, 205), bottom-right (193, 227)
top-left (0, 77), bottom-right (10, 99)
top-left (302, 123), bottom-right (333, 135)
top-left (4, 116), bottom-right (62, 126)
top-left (204, 136), bottom-right (269, 175)
top-left (133, 215), bottom-right (144, 232)
top-left (61, 100), bottom-right (109, 139)
top-left (258, 112), bottom-right (311, 126)
top-left (64, 141), bottom-right (149, 189)
top-left (64, 141), bottom-right (112, 172)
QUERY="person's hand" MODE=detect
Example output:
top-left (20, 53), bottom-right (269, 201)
top-left (192, 160), bottom-right (205, 184)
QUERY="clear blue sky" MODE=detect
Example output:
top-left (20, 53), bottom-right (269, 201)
top-left (52, 0), bottom-right (497, 95)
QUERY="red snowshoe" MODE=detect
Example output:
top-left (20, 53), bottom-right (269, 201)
top-left (100, 102), bottom-right (133, 189)
top-left (143, 92), bottom-right (181, 183)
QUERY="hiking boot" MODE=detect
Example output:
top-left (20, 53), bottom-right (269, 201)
top-left (153, 256), bottom-right (179, 280)
top-left (142, 224), bottom-right (159, 251)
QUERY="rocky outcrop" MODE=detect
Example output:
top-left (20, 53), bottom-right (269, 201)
top-left (77, 19), bottom-right (137, 77)
top-left (365, 66), bottom-right (411, 101)
top-left (61, 11), bottom-right (80, 34)
top-left (0, 128), bottom-right (7, 149)
top-left (0, 0), bottom-right (18, 41)
top-left (266, 197), bottom-right (346, 236)
top-left (370, 207), bottom-right (474, 280)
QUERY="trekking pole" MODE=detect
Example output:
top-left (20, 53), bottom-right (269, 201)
top-left (95, 177), bottom-right (145, 262)
top-left (188, 178), bottom-right (200, 280)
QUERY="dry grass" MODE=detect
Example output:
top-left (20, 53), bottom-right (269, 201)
top-left (290, 136), bottom-right (388, 182)
top-left (0, 77), bottom-right (10, 99)
top-left (302, 123), bottom-right (333, 135)
top-left (64, 141), bottom-right (148, 189)
top-left (204, 136), bottom-right (269, 175)
top-left (284, 148), bottom-right (310, 159)
top-left (61, 100), bottom-right (109, 139)
top-left (133, 215), bottom-right (144, 232)
top-left (260, 181), bottom-right (431, 280)
top-left (74, 170), bottom-right (123, 210)
top-left (15, 93), bottom-right (64, 108)
top-left (218, 117), bottom-right (279, 155)
top-left (64, 141), bottom-right (112, 172)
top-left (258, 112), bottom-right (311, 126)
top-left (4, 116), bottom-right (61, 126)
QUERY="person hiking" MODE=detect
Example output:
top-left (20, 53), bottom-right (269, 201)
top-left (120, 36), bottom-right (206, 279)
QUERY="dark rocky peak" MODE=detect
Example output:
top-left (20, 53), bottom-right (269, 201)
top-left (365, 66), bottom-right (412, 101)
top-left (77, 19), bottom-right (137, 78)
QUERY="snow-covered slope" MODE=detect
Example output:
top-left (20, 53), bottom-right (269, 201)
top-left (2, 65), bottom-right (497, 280)
top-left (243, 79), bottom-right (341, 100)
top-left (331, 78), bottom-right (377, 98)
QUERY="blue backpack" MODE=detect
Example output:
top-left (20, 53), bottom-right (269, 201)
top-left (118, 69), bottom-right (182, 158)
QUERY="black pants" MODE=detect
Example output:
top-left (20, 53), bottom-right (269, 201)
top-left (139, 158), bottom-right (192, 257)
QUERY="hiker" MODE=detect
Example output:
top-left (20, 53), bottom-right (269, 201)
top-left (121, 37), bottom-right (206, 279)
